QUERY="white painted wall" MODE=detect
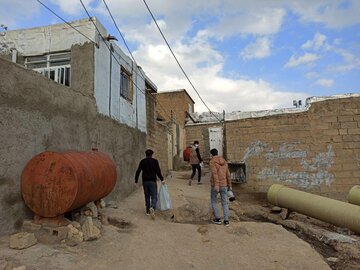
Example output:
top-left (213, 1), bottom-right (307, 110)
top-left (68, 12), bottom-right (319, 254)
top-left (93, 31), bottom-right (147, 132)
top-left (0, 18), bottom-right (96, 55)
top-left (0, 18), bottom-right (147, 132)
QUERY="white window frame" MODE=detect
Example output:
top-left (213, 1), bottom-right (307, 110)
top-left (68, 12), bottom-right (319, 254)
top-left (25, 52), bottom-right (71, 87)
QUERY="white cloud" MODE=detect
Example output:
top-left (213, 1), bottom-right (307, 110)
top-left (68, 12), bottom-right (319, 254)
top-left (206, 7), bottom-right (286, 38)
top-left (0, 0), bottom-right (40, 28)
top-left (285, 53), bottom-right (320, 68)
top-left (328, 48), bottom-right (360, 73)
top-left (133, 31), bottom-right (308, 113)
top-left (240, 37), bottom-right (272, 60)
top-left (302, 32), bottom-right (328, 50)
top-left (316, 78), bottom-right (334, 87)
top-left (288, 0), bottom-right (360, 29)
top-left (50, 0), bottom-right (95, 16)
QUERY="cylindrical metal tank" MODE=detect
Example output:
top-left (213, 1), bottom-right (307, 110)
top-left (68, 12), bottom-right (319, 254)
top-left (21, 151), bottom-right (117, 218)
top-left (348, 185), bottom-right (360, 206)
top-left (267, 184), bottom-right (360, 234)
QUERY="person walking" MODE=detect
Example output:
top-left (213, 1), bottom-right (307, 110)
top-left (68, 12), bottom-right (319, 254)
top-left (209, 148), bottom-right (232, 226)
top-left (189, 140), bottom-right (203, 186)
top-left (135, 149), bottom-right (165, 219)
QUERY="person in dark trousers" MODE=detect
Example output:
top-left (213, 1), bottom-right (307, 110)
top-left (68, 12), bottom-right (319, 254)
top-left (189, 140), bottom-right (203, 186)
top-left (135, 149), bottom-right (165, 219)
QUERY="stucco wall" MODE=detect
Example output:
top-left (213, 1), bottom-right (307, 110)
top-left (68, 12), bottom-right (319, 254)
top-left (186, 97), bottom-right (360, 196)
top-left (0, 58), bottom-right (145, 235)
top-left (0, 18), bottom-right (147, 133)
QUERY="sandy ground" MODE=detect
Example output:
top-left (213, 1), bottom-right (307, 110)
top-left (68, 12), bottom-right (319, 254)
top-left (0, 168), bottom-right (332, 270)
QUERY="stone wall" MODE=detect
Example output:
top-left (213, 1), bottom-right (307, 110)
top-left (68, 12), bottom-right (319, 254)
top-left (185, 97), bottom-right (360, 197)
top-left (0, 58), bottom-right (146, 235)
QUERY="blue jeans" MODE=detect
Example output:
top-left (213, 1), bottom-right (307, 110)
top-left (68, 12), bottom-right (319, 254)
top-left (211, 186), bottom-right (229, 221)
top-left (143, 181), bottom-right (158, 211)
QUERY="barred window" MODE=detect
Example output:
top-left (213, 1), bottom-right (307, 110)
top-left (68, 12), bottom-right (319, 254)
top-left (25, 52), bottom-right (71, 87)
top-left (120, 66), bottom-right (133, 102)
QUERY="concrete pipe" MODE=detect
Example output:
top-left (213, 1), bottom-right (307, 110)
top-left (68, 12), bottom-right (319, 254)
top-left (347, 185), bottom-right (360, 206)
top-left (267, 184), bottom-right (360, 234)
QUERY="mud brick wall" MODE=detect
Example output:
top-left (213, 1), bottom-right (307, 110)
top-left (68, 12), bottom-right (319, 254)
top-left (185, 123), bottom-right (223, 161)
top-left (186, 97), bottom-right (360, 197)
top-left (146, 92), bottom-right (170, 175)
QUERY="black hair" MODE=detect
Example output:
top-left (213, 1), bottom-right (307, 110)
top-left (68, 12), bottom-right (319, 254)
top-left (194, 140), bottom-right (199, 144)
top-left (145, 149), bottom-right (154, 157)
top-left (210, 148), bottom-right (218, 156)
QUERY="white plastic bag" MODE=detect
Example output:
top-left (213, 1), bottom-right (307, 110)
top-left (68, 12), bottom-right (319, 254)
top-left (157, 183), bottom-right (172, 211)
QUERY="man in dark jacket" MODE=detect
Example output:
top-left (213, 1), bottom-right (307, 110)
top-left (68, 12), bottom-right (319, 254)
top-left (135, 149), bottom-right (165, 219)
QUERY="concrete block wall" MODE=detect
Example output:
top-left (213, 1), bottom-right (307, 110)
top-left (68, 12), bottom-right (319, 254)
top-left (0, 58), bottom-right (146, 235)
top-left (185, 97), bottom-right (360, 197)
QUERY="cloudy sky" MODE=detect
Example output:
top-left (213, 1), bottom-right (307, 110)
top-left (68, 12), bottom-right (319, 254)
top-left (1, 0), bottom-right (359, 112)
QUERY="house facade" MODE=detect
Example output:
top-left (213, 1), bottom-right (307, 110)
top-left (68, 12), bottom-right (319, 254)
top-left (0, 17), bottom-right (146, 132)
top-left (155, 89), bottom-right (195, 168)
top-left (0, 18), bottom-right (154, 235)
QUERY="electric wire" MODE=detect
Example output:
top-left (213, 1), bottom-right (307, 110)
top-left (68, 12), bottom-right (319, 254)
top-left (36, 0), bottom-right (175, 123)
top-left (142, 0), bottom-right (223, 123)
top-left (79, 0), bottom-right (173, 121)
top-left (101, 0), bottom-right (173, 121)
top-left (36, 0), bottom-right (97, 46)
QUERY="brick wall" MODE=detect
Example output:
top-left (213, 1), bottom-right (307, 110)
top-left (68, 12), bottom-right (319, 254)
top-left (185, 97), bottom-right (360, 197)
top-left (146, 91), bottom-right (170, 175)
top-left (156, 90), bottom-right (194, 125)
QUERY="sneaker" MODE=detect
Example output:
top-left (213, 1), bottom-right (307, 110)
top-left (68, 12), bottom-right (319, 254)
top-left (188, 179), bottom-right (192, 186)
top-left (212, 218), bottom-right (222, 225)
top-left (149, 208), bottom-right (155, 219)
top-left (146, 210), bottom-right (150, 216)
top-left (224, 220), bottom-right (230, 226)
top-left (197, 182), bottom-right (203, 185)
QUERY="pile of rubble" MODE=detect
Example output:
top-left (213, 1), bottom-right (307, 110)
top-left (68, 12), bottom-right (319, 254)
top-left (9, 200), bottom-right (109, 250)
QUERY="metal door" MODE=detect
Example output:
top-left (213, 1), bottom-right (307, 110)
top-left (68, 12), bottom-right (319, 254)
top-left (209, 127), bottom-right (223, 156)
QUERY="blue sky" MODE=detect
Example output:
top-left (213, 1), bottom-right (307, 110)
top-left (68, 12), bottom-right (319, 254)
top-left (1, 0), bottom-right (359, 112)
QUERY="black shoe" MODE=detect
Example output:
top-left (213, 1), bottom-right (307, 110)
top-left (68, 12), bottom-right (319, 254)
top-left (224, 220), bottom-right (230, 226)
top-left (212, 218), bottom-right (221, 225)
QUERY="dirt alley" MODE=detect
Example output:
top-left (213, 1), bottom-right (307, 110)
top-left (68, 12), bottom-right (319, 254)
top-left (0, 167), bottom-right (359, 270)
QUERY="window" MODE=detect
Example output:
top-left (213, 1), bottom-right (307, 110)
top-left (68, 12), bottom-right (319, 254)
top-left (120, 67), bottom-right (133, 102)
top-left (25, 52), bottom-right (71, 87)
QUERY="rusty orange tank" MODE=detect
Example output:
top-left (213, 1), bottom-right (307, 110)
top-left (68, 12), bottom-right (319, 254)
top-left (21, 151), bottom-right (117, 218)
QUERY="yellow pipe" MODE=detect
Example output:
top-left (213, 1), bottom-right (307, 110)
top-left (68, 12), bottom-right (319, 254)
top-left (267, 184), bottom-right (360, 234)
top-left (347, 185), bottom-right (360, 206)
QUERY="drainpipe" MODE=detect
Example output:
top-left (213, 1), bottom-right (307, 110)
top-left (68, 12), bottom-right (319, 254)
top-left (267, 184), bottom-right (360, 234)
top-left (348, 185), bottom-right (360, 206)
top-left (109, 43), bottom-right (113, 117)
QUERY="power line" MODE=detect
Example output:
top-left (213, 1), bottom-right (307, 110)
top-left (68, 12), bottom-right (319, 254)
top-left (36, 0), bottom-right (96, 46)
top-left (101, 0), bottom-right (173, 121)
top-left (36, 0), bottom-right (174, 123)
top-left (79, 0), bottom-right (173, 121)
top-left (142, 0), bottom-right (223, 123)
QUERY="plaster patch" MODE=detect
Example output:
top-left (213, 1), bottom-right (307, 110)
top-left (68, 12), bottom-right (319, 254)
top-left (243, 140), bottom-right (335, 188)
top-left (243, 141), bottom-right (268, 162)
top-left (265, 143), bottom-right (306, 161)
